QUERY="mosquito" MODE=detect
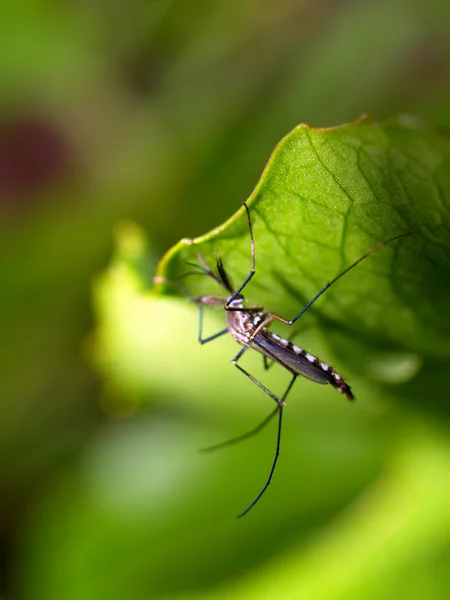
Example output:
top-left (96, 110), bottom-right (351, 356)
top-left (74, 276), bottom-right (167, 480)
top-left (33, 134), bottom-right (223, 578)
top-left (163, 203), bottom-right (410, 517)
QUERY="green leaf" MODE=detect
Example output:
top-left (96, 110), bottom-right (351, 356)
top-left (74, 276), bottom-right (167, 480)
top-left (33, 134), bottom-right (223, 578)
top-left (156, 115), bottom-right (450, 362)
top-left (31, 117), bottom-right (450, 600)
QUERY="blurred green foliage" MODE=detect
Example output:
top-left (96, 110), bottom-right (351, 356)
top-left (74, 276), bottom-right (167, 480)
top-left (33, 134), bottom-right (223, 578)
top-left (1, 1), bottom-right (450, 599)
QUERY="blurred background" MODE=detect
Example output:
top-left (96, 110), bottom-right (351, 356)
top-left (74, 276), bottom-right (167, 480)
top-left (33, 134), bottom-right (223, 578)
top-left (1, 0), bottom-right (450, 598)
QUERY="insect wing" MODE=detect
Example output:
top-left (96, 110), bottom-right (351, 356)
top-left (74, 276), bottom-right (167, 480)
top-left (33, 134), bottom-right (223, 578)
top-left (254, 332), bottom-right (330, 385)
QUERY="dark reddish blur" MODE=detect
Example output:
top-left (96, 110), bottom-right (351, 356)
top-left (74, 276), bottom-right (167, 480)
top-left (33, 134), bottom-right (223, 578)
top-left (0, 118), bottom-right (72, 208)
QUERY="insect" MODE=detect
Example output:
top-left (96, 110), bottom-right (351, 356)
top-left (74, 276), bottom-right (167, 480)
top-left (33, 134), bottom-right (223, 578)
top-left (163, 203), bottom-right (410, 517)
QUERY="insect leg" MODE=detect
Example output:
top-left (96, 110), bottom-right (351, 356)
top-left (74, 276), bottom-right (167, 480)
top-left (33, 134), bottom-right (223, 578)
top-left (201, 331), bottom-right (298, 450)
top-left (233, 359), bottom-right (286, 407)
top-left (201, 334), bottom-right (296, 452)
top-left (197, 306), bottom-right (228, 345)
top-left (232, 344), bottom-right (297, 516)
top-left (200, 406), bottom-right (279, 452)
top-left (225, 202), bottom-right (256, 307)
top-left (268, 231), bottom-right (411, 326)
top-left (232, 341), bottom-right (298, 407)
top-left (238, 375), bottom-right (296, 518)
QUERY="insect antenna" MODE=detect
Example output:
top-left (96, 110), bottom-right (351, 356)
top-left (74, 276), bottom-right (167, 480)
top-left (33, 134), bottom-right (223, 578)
top-left (184, 256), bottom-right (223, 286)
top-left (154, 257), bottom-right (218, 294)
top-left (153, 275), bottom-right (191, 297)
top-left (216, 254), bottom-right (234, 294)
top-left (183, 252), bottom-right (235, 295)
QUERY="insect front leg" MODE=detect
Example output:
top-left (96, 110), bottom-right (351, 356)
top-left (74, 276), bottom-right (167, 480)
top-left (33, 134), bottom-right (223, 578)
top-left (225, 202), bottom-right (256, 307)
top-left (196, 306), bottom-right (228, 345)
top-left (194, 296), bottom-right (229, 345)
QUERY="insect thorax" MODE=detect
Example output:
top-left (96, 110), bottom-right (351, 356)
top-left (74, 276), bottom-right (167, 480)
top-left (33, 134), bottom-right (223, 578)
top-left (226, 300), bottom-right (267, 346)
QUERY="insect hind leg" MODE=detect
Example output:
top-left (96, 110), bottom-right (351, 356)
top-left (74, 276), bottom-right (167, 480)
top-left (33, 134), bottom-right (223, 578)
top-left (267, 231), bottom-right (411, 326)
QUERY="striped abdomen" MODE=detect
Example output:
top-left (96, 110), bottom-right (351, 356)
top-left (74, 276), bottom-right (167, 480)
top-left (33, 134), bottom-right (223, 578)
top-left (252, 331), bottom-right (354, 401)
